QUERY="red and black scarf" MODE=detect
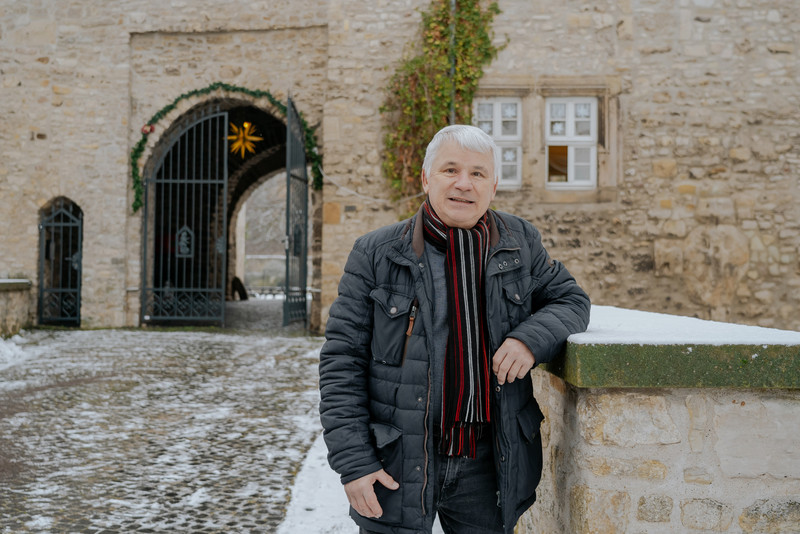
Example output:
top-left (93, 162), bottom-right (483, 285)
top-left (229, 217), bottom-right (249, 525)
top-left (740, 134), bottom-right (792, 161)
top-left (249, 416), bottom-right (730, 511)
top-left (421, 200), bottom-right (492, 458)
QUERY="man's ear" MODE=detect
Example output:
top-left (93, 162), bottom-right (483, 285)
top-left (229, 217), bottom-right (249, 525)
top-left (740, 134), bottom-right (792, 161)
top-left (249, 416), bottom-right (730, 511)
top-left (421, 170), bottom-right (429, 193)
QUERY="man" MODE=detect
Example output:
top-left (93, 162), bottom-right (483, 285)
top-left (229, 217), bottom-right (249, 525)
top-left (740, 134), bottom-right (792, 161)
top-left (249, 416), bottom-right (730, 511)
top-left (319, 125), bottom-right (590, 534)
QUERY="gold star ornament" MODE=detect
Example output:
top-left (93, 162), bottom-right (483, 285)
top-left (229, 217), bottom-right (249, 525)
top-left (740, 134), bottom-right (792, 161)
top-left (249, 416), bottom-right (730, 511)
top-left (228, 122), bottom-right (263, 158)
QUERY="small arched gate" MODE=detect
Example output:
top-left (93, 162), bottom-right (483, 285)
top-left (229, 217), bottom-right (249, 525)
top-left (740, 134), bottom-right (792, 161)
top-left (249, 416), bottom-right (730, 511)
top-left (38, 198), bottom-right (83, 326)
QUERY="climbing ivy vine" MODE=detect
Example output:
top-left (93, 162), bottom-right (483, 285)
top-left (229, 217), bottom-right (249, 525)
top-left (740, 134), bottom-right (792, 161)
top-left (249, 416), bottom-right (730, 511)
top-left (130, 82), bottom-right (322, 213)
top-left (381, 0), bottom-right (502, 212)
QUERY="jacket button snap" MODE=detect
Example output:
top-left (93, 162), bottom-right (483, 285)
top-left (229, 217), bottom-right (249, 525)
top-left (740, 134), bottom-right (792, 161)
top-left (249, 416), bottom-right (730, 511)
top-left (417, 397), bottom-right (423, 402)
top-left (495, 386), bottom-right (501, 392)
top-left (514, 293), bottom-right (520, 301)
top-left (514, 258), bottom-right (519, 264)
top-left (415, 465), bottom-right (421, 471)
top-left (501, 456), bottom-right (506, 462)
top-left (498, 264), bottom-right (504, 270)
top-left (389, 306), bottom-right (397, 314)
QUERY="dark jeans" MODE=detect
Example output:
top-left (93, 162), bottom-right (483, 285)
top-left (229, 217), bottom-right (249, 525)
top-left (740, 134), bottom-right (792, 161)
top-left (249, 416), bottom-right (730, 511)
top-left (360, 435), bottom-right (503, 534)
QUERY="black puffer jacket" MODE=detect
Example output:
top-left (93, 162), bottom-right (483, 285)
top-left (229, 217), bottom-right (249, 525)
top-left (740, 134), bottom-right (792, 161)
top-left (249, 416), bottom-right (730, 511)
top-left (320, 209), bottom-right (590, 533)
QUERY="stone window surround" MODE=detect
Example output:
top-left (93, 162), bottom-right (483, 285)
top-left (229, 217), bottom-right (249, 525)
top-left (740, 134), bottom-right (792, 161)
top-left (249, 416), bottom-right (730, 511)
top-left (476, 75), bottom-right (622, 204)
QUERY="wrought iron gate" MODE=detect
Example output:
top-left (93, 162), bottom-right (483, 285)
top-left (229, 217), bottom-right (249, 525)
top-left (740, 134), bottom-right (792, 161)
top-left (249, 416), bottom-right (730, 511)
top-left (38, 198), bottom-right (83, 326)
top-left (141, 106), bottom-right (228, 325)
top-left (283, 98), bottom-right (309, 326)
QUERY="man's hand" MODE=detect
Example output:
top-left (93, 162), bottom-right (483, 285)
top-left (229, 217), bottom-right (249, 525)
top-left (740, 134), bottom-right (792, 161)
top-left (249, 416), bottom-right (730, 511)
top-left (344, 468), bottom-right (399, 519)
top-left (492, 338), bottom-right (536, 385)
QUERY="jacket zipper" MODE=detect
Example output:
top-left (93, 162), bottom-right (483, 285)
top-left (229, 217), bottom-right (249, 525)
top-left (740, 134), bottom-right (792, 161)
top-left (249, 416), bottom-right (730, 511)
top-left (421, 362), bottom-right (431, 516)
top-left (401, 299), bottom-right (418, 366)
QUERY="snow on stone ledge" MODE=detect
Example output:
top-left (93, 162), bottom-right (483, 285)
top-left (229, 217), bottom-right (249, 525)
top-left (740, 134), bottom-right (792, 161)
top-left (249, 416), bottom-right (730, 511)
top-left (569, 305), bottom-right (800, 346)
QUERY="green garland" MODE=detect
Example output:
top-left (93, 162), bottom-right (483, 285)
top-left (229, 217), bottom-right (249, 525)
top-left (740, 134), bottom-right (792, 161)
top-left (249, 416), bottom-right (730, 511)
top-left (130, 81), bottom-right (323, 212)
top-left (381, 0), bottom-right (502, 214)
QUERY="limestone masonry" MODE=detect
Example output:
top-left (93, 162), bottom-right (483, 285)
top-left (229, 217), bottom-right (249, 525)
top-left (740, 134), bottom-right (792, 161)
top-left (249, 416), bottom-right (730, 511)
top-left (1, 0), bottom-right (797, 333)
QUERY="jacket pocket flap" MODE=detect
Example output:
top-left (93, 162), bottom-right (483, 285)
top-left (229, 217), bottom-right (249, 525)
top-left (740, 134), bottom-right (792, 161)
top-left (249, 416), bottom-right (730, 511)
top-left (502, 279), bottom-right (536, 305)
top-left (369, 422), bottom-right (403, 448)
top-left (370, 287), bottom-right (414, 318)
top-left (516, 397), bottom-right (545, 444)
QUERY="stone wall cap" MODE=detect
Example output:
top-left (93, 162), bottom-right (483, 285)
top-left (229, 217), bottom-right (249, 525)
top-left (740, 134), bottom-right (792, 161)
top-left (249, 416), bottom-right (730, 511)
top-left (0, 279), bottom-right (32, 292)
top-left (570, 305), bottom-right (800, 346)
top-left (543, 306), bottom-right (800, 389)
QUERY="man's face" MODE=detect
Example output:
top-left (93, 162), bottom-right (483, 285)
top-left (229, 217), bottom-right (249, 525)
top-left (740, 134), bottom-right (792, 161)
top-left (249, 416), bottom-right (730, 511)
top-left (421, 141), bottom-right (498, 229)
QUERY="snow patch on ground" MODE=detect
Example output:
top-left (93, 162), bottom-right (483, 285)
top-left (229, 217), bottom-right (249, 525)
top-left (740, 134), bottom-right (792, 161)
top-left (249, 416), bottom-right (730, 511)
top-left (0, 332), bottom-right (33, 372)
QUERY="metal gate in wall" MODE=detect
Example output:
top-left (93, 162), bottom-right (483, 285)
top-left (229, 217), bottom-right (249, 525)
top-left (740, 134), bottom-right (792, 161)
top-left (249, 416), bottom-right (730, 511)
top-left (283, 97), bottom-right (308, 326)
top-left (141, 106), bottom-right (229, 325)
top-left (38, 198), bottom-right (83, 326)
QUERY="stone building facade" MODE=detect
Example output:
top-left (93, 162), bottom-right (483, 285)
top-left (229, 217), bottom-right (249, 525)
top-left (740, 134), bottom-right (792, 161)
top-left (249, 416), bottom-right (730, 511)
top-left (0, 0), bottom-right (798, 332)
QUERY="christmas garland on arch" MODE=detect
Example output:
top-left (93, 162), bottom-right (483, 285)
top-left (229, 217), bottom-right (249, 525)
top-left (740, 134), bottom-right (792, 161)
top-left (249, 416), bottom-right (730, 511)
top-left (130, 81), bottom-right (323, 213)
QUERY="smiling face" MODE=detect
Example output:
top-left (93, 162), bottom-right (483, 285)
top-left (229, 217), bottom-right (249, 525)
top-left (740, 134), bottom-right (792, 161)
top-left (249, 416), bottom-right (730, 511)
top-left (421, 140), bottom-right (498, 229)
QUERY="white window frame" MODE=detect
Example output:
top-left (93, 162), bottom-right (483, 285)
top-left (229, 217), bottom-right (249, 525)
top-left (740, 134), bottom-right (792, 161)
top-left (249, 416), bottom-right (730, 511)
top-left (545, 97), bottom-right (598, 190)
top-left (473, 97), bottom-right (523, 190)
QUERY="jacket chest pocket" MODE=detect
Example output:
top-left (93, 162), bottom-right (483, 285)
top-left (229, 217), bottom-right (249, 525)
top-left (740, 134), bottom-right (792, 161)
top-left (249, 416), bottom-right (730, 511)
top-left (501, 275), bottom-right (536, 327)
top-left (369, 287), bottom-right (416, 366)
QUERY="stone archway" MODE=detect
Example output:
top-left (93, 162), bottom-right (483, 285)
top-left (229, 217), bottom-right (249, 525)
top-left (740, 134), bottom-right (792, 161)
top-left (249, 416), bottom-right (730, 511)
top-left (140, 98), bottom-right (294, 326)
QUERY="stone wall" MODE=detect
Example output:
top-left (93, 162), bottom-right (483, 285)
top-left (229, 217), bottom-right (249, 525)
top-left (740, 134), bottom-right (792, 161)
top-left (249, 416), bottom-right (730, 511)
top-left (319, 0), bottom-right (428, 321)
top-left (0, 0), bottom-right (328, 328)
top-left (1, 0), bottom-right (799, 331)
top-left (521, 368), bottom-right (800, 534)
top-left (477, 0), bottom-right (800, 330)
top-left (319, 0), bottom-right (800, 332)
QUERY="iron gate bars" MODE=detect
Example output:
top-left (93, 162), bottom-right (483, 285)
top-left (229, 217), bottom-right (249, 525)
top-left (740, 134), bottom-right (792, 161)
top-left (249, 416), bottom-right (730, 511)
top-left (141, 106), bottom-right (228, 325)
top-left (283, 98), bottom-right (309, 326)
top-left (38, 198), bottom-right (83, 326)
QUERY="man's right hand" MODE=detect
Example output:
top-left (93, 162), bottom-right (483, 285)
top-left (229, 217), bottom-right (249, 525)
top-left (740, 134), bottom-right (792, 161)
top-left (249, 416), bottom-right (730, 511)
top-left (344, 468), bottom-right (399, 519)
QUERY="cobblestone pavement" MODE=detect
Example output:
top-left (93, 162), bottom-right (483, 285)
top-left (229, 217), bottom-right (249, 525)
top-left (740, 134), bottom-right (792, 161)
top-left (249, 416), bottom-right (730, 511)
top-left (0, 300), bottom-right (325, 533)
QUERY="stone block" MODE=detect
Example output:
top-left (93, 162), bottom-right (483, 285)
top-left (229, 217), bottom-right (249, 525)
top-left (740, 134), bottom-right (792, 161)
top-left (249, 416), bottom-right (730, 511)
top-left (653, 158), bottom-right (678, 178)
top-left (578, 393), bottom-right (681, 447)
top-left (586, 457), bottom-right (667, 479)
top-left (685, 394), bottom-right (708, 452)
top-left (323, 202), bottom-right (341, 224)
top-left (654, 239), bottom-right (683, 277)
top-left (681, 499), bottom-right (734, 531)
top-left (570, 485), bottom-right (630, 534)
top-left (739, 497), bottom-right (800, 533)
top-left (683, 466), bottom-right (713, 484)
top-left (715, 398), bottom-right (800, 479)
top-left (695, 197), bottom-right (736, 224)
top-left (662, 219), bottom-right (687, 238)
top-left (730, 146), bottom-right (752, 162)
top-left (682, 225), bottom-right (749, 308)
top-left (638, 494), bottom-right (673, 522)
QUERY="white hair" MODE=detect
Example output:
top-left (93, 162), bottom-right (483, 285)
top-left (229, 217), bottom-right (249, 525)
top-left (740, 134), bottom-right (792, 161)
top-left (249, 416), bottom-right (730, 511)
top-left (422, 124), bottom-right (500, 184)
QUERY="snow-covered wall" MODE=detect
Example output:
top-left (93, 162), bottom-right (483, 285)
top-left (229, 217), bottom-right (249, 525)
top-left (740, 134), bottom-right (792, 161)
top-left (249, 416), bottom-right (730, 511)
top-left (519, 306), bottom-right (800, 533)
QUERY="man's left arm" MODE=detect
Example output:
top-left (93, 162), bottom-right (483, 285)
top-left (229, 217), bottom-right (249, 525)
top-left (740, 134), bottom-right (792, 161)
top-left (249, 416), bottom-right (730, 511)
top-left (493, 223), bottom-right (590, 384)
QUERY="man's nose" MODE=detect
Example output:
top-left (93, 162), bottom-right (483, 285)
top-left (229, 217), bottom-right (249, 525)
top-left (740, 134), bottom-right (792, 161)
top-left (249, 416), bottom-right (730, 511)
top-left (453, 171), bottom-right (473, 189)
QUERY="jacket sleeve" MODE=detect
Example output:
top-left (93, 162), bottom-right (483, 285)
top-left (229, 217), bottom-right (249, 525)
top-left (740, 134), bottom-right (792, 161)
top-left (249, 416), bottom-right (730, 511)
top-left (318, 240), bottom-right (383, 484)
top-left (506, 222), bottom-right (591, 365)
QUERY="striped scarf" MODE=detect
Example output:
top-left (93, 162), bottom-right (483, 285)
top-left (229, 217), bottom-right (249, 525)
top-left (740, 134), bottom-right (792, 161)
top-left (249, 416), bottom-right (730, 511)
top-left (421, 200), bottom-right (492, 458)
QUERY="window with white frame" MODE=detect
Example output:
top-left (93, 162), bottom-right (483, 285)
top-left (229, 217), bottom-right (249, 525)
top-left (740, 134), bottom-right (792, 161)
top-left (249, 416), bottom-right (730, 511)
top-left (545, 97), bottom-right (597, 189)
top-left (473, 97), bottom-right (522, 189)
